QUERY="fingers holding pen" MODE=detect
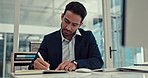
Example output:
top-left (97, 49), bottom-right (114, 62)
top-left (34, 58), bottom-right (50, 70)
top-left (38, 58), bottom-right (50, 67)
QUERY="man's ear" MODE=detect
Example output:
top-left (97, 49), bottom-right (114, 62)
top-left (79, 22), bottom-right (83, 27)
top-left (61, 13), bottom-right (64, 20)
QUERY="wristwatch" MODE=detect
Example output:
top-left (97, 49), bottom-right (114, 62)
top-left (71, 60), bottom-right (78, 66)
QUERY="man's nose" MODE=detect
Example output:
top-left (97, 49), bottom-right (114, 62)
top-left (66, 24), bottom-right (72, 30)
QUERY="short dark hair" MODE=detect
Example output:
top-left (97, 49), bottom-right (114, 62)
top-left (63, 1), bottom-right (87, 22)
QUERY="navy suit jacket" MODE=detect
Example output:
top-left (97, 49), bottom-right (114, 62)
top-left (29, 28), bottom-right (103, 70)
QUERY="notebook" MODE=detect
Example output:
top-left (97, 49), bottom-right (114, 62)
top-left (134, 62), bottom-right (148, 66)
top-left (117, 66), bottom-right (148, 73)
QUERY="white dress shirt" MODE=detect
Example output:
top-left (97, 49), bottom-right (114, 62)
top-left (60, 30), bottom-right (81, 62)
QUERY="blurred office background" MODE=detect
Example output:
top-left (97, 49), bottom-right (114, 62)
top-left (0, 0), bottom-right (144, 77)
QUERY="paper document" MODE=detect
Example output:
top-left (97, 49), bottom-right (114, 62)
top-left (15, 70), bottom-right (67, 75)
top-left (15, 70), bottom-right (42, 75)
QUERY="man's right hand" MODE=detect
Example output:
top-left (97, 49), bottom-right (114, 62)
top-left (34, 58), bottom-right (50, 70)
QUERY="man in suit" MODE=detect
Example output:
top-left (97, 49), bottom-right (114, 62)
top-left (29, 1), bottom-right (103, 71)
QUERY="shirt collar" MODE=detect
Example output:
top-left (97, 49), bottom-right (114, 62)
top-left (60, 29), bottom-right (81, 41)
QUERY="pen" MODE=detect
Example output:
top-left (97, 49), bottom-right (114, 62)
top-left (37, 52), bottom-right (44, 61)
top-left (37, 52), bottom-right (50, 70)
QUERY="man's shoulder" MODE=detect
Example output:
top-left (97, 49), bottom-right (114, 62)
top-left (79, 28), bottom-right (92, 35)
top-left (44, 30), bottom-right (60, 38)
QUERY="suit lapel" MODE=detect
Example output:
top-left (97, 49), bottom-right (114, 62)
top-left (75, 35), bottom-right (82, 60)
top-left (54, 30), bottom-right (62, 64)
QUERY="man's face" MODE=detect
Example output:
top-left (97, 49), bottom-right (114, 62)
top-left (61, 11), bottom-right (82, 37)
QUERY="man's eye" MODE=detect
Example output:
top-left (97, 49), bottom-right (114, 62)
top-left (73, 24), bottom-right (78, 27)
top-left (64, 19), bottom-right (69, 23)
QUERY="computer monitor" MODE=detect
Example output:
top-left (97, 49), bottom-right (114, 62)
top-left (122, 0), bottom-right (148, 47)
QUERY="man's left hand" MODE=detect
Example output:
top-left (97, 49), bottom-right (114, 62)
top-left (55, 61), bottom-right (77, 71)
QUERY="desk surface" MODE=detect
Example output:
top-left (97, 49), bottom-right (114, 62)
top-left (12, 70), bottom-right (148, 78)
